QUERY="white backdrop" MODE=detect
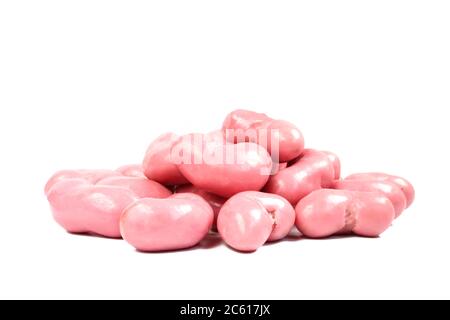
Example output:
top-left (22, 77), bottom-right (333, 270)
top-left (1, 1), bottom-right (449, 299)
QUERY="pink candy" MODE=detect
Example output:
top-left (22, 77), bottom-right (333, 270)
top-left (46, 168), bottom-right (171, 237)
top-left (295, 189), bottom-right (395, 238)
top-left (176, 184), bottom-right (226, 230)
top-left (217, 191), bottom-right (295, 252)
top-left (223, 109), bottom-right (305, 162)
top-left (45, 109), bottom-right (415, 253)
top-left (263, 149), bottom-right (338, 205)
top-left (120, 194), bottom-right (213, 252)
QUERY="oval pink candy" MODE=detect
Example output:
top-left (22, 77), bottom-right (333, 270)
top-left (345, 172), bottom-right (415, 208)
top-left (176, 137), bottom-right (273, 198)
top-left (332, 179), bottom-right (406, 218)
top-left (295, 189), bottom-right (395, 238)
top-left (142, 132), bottom-right (189, 185)
top-left (176, 184), bottom-right (227, 231)
top-left (120, 193), bottom-right (214, 252)
top-left (263, 149), bottom-right (337, 205)
top-left (46, 169), bottom-right (172, 238)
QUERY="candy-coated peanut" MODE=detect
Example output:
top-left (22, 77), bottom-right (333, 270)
top-left (223, 109), bottom-right (304, 162)
top-left (142, 133), bottom-right (189, 185)
top-left (120, 194), bottom-right (214, 252)
top-left (332, 179), bottom-right (406, 218)
top-left (295, 189), bottom-right (395, 238)
top-left (46, 169), bottom-right (172, 237)
top-left (346, 173), bottom-right (415, 208)
top-left (217, 191), bottom-right (295, 252)
top-left (264, 149), bottom-right (336, 205)
top-left (176, 184), bottom-right (226, 230)
top-left (176, 137), bottom-right (273, 198)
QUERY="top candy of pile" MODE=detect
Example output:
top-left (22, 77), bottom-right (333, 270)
top-left (45, 109), bottom-right (415, 252)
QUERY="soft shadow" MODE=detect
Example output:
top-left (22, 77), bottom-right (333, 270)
top-left (136, 232), bottom-right (224, 254)
top-left (68, 231), bottom-right (123, 240)
top-left (198, 232), bottom-right (223, 249)
top-left (302, 234), bottom-right (380, 241)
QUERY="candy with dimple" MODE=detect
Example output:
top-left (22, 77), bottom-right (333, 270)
top-left (345, 173), bottom-right (415, 208)
top-left (332, 179), bottom-right (406, 218)
top-left (223, 109), bottom-right (305, 163)
top-left (217, 191), bottom-right (295, 252)
top-left (46, 169), bottom-right (172, 238)
top-left (120, 193), bottom-right (214, 252)
top-left (263, 149), bottom-right (337, 205)
top-left (295, 189), bottom-right (395, 238)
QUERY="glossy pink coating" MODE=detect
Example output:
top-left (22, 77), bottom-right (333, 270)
top-left (222, 109), bottom-right (305, 163)
top-left (176, 184), bottom-right (226, 230)
top-left (142, 132), bottom-right (189, 185)
top-left (44, 169), bottom-right (121, 195)
top-left (345, 173), bottom-right (415, 208)
top-left (322, 151), bottom-right (341, 179)
top-left (332, 179), bottom-right (406, 218)
top-left (46, 169), bottom-right (172, 237)
top-left (116, 164), bottom-right (146, 177)
top-left (217, 191), bottom-right (296, 252)
top-left (97, 176), bottom-right (172, 199)
top-left (176, 136), bottom-right (273, 198)
top-left (263, 149), bottom-right (336, 205)
top-left (295, 189), bottom-right (395, 238)
top-left (120, 193), bottom-right (214, 252)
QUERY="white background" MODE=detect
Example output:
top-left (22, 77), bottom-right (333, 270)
top-left (1, 1), bottom-right (449, 299)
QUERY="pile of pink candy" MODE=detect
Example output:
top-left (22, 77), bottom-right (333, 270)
top-left (45, 109), bottom-right (414, 252)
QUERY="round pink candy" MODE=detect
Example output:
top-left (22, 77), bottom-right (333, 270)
top-left (120, 193), bottom-right (214, 252)
top-left (295, 189), bottom-right (395, 238)
top-left (217, 191), bottom-right (295, 252)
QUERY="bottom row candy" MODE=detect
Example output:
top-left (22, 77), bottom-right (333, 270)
top-left (45, 168), bottom-right (414, 253)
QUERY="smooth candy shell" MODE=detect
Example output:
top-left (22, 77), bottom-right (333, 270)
top-left (116, 164), bottom-right (146, 177)
top-left (48, 179), bottom-right (138, 238)
top-left (218, 196), bottom-right (274, 252)
top-left (177, 142), bottom-right (273, 198)
top-left (97, 176), bottom-right (172, 199)
top-left (120, 193), bottom-right (214, 252)
top-left (45, 169), bottom-right (120, 195)
top-left (142, 132), bottom-right (188, 185)
top-left (217, 191), bottom-right (295, 251)
top-left (176, 184), bottom-right (226, 230)
top-left (263, 149), bottom-right (336, 205)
